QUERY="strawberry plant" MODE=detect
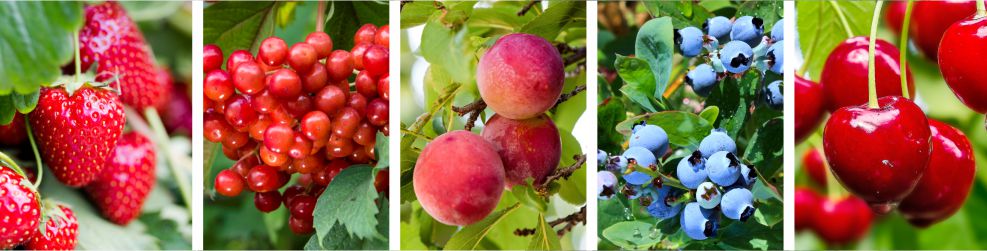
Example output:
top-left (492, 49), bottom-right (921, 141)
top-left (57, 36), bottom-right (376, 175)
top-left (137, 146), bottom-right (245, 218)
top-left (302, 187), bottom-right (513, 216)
top-left (399, 1), bottom-right (588, 250)
top-left (203, 1), bottom-right (389, 249)
top-left (795, 1), bottom-right (987, 249)
top-left (0, 1), bottom-right (192, 249)
top-left (597, 1), bottom-right (783, 249)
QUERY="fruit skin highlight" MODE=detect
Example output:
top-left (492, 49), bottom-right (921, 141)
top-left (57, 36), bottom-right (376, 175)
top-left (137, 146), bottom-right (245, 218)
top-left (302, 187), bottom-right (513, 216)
top-left (476, 33), bottom-right (564, 120)
top-left (414, 131), bottom-right (505, 226)
top-left (482, 114), bottom-right (561, 189)
top-left (898, 119), bottom-right (975, 228)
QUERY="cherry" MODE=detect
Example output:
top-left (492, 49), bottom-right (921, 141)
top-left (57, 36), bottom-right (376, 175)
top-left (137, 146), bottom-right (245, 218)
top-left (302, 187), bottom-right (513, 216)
top-left (347, 93), bottom-right (368, 115)
top-left (814, 195), bottom-right (873, 246)
top-left (820, 37), bottom-right (914, 111)
top-left (823, 96), bottom-right (931, 213)
top-left (226, 49), bottom-right (254, 73)
top-left (204, 44), bottom-right (224, 73)
top-left (354, 24), bottom-right (377, 46)
top-left (378, 73), bottom-right (389, 101)
top-left (254, 190), bottom-right (282, 212)
top-left (267, 69), bottom-right (302, 99)
top-left (300, 111), bottom-right (331, 141)
top-left (282, 185), bottom-right (306, 207)
top-left (204, 112), bottom-right (233, 143)
top-left (375, 25), bottom-right (390, 48)
top-left (326, 50), bottom-right (354, 81)
top-left (351, 43), bottom-right (371, 70)
top-left (247, 165), bottom-right (281, 193)
top-left (938, 15), bottom-right (987, 113)
top-left (883, 1), bottom-right (907, 35)
top-left (315, 85), bottom-right (347, 115)
top-left (363, 45), bottom-right (389, 77)
top-left (288, 43), bottom-right (318, 73)
top-left (795, 74), bottom-right (824, 143)
top-left (355, 70), bottom-right (378, 99)
top-left (794, 187), bottom-right (820, 232)
top-left (802, 148), bottom-right (827, 188)
top-left (301, 62), bottom-right (328, 93)
top-left (205, 69), bottom-right (234, 102)
top-left (224, 95), bottom-right (257, 131)
top-left (233, 61), bottom-right (266, 95)
top-left (332, 107), bottom-right (361, 138)
top-left (366, 99), bottom-right (388, 127)
top-left (353, 122), bottom-right (377, 146)
top-left (305, 32), bottom-right (334, 59)
top-left (288, 215), bottom-right (314, 235)
top-left (260, 145), bottom-right (290, 167)
top-left (908, 0), bottom-right (976, 60)
top-left (214, 169), bottom-right (244, 197)
top-left (289, 195), bottom-right (316, 221)
top-left (288, 134), bottom-right (313, 159)
top-left (259, 36), bottom-right (288, 66)
top-left (264, 124), bottom-right (295, 154)
top-left (898, 119), bottom-right (975, 227)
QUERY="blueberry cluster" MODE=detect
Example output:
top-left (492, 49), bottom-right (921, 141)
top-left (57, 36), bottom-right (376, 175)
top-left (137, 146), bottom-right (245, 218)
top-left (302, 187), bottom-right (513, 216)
top-left (678, 16), bottom-right (784, 110)
top-left (597, 124), bottom-right (758, 241)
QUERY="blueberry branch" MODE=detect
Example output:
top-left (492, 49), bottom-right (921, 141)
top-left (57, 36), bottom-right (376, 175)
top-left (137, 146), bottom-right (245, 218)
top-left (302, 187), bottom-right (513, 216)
top-left (518, 0), bottom-right (540, 16)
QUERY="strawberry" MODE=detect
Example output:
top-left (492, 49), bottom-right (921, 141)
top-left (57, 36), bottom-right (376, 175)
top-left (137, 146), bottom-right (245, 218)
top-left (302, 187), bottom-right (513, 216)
top-left (30, 87), bottom-right (125, 187)
top-left (77, 1), bottom-right (169, 110)
top-left (85, 131), bottom-right (156, 225)
top-left (0, 114), bottom-right (27, 146)
top-left (0, 165), bottom-right (41, 249)
top-left (25, 204), bottom-right (78, 250)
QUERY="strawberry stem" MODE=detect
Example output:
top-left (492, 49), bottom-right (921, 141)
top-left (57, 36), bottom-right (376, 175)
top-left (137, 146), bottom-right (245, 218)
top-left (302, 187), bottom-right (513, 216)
top-left (867, 1), bottom-right (884, 109)
top-left (899, 0), bottom-right (914, 99)
top-left (25, 117), bottom-right (43, 188)
top-left (142, 107), bottom-right (191, 214)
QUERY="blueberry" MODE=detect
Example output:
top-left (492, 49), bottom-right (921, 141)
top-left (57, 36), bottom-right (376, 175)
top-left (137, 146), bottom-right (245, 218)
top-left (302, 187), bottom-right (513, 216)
top-left (764, 80), bottom-right (783, 109)
top-left (623, 185), bottom-right (645, 200)
top-left (675, 27), bottom-right (705, 57)
top-left (721, 187), bottom-right (755, 221)
top-left (680, 202), bottom-right (717, 240)
top-left (646, 186), bottom-right (684, 220)
top-left (608, 156), bottom-right (629, 172)
top-left (696, 182), bottom-right (722, 209)
top-left (737, 164), bottom-right (757, 188)
top-left (629, 124), bottom-right (669, 157)
top-left (730, 16), bottom-right (764, 47)
top-left (698, 128), bottom-right (737, 158)
top-left (770, 18), bottom-right (784, 42)
top-left (622, 146), bottom-right (657, 168)
top-left (706, 151), bottom-right (741, 186)
top-left (685, 63), bottom-right (717, 97)
top-left (676, 151), bottom-right (707, 189)
top-left (766, 42), bottom-right (783, 74)
top-left (597, 171), bottom-right (618, 200)
top-left (623, 171), bottom-right (653, 186)
top-left (703, 16), bottom-right (733, 42)
top-left (597, 149), bottom-right (608, 166)
top-left (720, 41), bottom-right (753, 73)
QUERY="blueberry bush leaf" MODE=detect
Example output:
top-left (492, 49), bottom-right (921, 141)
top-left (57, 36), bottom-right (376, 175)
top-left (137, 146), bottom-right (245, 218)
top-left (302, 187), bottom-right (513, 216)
top-left (634, 17), bottom-right (675, 98)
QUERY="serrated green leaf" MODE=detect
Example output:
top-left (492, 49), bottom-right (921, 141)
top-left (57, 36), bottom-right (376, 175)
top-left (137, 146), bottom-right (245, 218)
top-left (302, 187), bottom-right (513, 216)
top-left (527, 214), bottom-right (562, 250)
top-left (203, 2), bottom-right (276, 55)
top-left (444, 203), bottom-right (521, 250)
top-left (796, 1), bottom-right (875, 79)
top-left (635, 17), bottom-right (674, 98)
top-left (374, 131), bottom-right (389, 170)
top-left (314, 165), bottom-right (380, 241)
top-left (0, 2), bottom-right (83, 94)
top-left (305, 198), bottom-right (388, 250)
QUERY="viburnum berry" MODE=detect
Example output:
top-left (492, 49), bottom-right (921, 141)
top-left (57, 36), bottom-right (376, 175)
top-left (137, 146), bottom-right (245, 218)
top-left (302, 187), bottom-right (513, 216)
top-left (366, 98), bottom-right (389, 127)
top-left (332, 107), bottom-right (362, 138)
top-left (215, 169), bottom-right (245, 197)
top-left (264, 124), bottom-right (295, 154)
top-left (327, 134), bottom-right (356, 158)
top-left (259, 37), bottom-right (288, 66)
top-left (267, 69), bottom-right (302, 99)
top-left (233, 61), bottom-right (266, 95)
top-left (255, 190), bottom-right (282, 212)
top-left (375, 25), bottom-right (390, 48)
top-left (355, 70), bottom-right (378, 99)
top-left (260, 146), bottom-right (290, 168)
top-left (224, 95), bottom-right (257, 131)
top-left (327, 50), bottom-right (354, 81)
top-left (204, 44), bottom-right (224, 73)
top-left (378, 73), bottom-right (390, 101)
top-left (247, 165), bottom-right (282, 193)
top-left (205, 69), bottom-right (234, 102)
top-left (300, 111), bottom-right (331, 141)
top-left (226, 50), bottom-right (254, 73)
top-left (348, 93), bottom-right (368, 115)
top-left (352, 43), bottom-right (371, 70)
top-left (305, 32), bottom-right (334, 59)
top-left (301, 62), bottom-right (329, 93)
top-left (354, 24), bottom-right (377, 46)
top-left (364, 45), bottom-right (389, 77)
top-left (315, 85), bottom-right (347, 115)
top-left (288, 43), bottom-right (318, 73)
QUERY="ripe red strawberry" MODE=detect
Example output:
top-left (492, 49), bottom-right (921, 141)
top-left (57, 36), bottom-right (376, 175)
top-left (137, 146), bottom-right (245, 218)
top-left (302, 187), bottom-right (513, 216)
top-left (85, 131), bottom-right (156, 225)
top-left (0, 114), bottom-right (27, 146)
top-left (77, 1), bottom-right (169, 110)
top-left (30, 87), bottom-right (125, 187)
top-left (25, 204), bottom-right (78, 250)
top-left (0, 165), bottom-right (41, 249)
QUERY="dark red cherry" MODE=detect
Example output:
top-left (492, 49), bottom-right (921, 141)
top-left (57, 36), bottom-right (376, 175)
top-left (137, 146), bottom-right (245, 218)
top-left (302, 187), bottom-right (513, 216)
top-left (898, 119), bottom-right (975, 228)
top-left (814, 195), bottom-right (873, 246)
top-left (795, 74), bottom-right (824, 143)
top-left (820, 37), bottom-right (914, 111)
top-left (908, 0), bottom-right (976, 60)
top-left (794, 187), bottom-right (820, 232)
top-left (802, 148), bottom-right (827, 188)
top-left (938, 15), bottom-right (987, 113)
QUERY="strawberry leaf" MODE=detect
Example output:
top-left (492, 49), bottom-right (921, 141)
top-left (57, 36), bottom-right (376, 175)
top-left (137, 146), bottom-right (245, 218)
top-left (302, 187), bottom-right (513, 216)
top-left (0, 2), bottom-right (84, 94)
top-left (313, 165), bottom-right (382, 242)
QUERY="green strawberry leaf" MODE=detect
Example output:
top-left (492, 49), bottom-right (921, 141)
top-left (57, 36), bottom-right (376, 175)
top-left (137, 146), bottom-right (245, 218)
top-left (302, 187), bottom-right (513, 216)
top-left (313, 165), bottom-right (381, 242)
top-left (0, 96), bottom-right (15, 125)
top-left (0, 2), bottom-right (84, 95)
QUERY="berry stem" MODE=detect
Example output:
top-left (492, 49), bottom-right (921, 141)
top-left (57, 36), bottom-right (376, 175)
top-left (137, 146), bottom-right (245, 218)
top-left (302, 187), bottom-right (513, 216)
top-left (830, 1), bottom-right (856, 38)
top-left (24, 118), bottom-right (44, 188)
top-left (316, 1), bottom-right (326, 32)
top-left (142, 107), bottom-right (192, 214)
top-left (866, 1), bottom-right (885, 109)
top-left (977, 0), bottom-right (987, 18)
top-left (898, 0), bottom-right (914, 99)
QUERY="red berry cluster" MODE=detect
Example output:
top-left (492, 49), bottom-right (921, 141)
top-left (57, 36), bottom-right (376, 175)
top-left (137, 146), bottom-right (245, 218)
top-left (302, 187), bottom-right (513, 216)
top-left (205, 24), bottom-right (390, 235)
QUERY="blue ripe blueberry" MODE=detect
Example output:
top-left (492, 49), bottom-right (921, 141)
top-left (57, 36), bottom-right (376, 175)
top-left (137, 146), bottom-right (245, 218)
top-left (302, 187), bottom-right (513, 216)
top-left (675, 27), bottom-right (705, 57)
top-left (681, 202), bottom-right (717, 240)
top-left (706, 151), bottom-right (741, 186)
top-left (721, 187), bottom-right (755, 221)
top-left (629, 124), bottom-right (669, 157)
top-left (686, 63), bottom-right (718, 97)
top-left (703, 16), bottom-right (733, 42)
top-left (737, 164), bottom-right (757, 188)
top-left (646, 186), bottom-right (684, 220)
top-left (622, 146), bottom-right (657, 169)
top-left (676, 151), bottom-right (708, 189)
top-left (598, 171), bottom-right (618, 200)
top-left (720, 41), bottom-right (753, 73)
top-left (597, 149), bottom-right (608, 166)
top-left (766, 42), bottom-right (783, 74)
top-left (607, 156), bottom-right (628, 172)
top-left (696, 182), bottom-right (722, 209)
top-left (764, 80), bottom-right (783, 109)
top-left (698, 128), bottom-right (737, 158)
top-left (730, 16), bottom-right (764, 47)
top-left (623, 171), bottom-right (653, 186)
top-left (770, 18), bottom-right (784, 42)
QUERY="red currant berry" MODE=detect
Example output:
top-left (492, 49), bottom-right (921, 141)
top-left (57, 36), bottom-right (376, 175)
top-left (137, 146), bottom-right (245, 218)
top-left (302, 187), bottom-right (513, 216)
top-left (247, 165), bottom-right (281, 193)
top-left (315, 85), bottom-right (347, 115)
top-left (204, 44), bottom-right (224, 73)
top-left (302, 62), bottom-right (328, 93)
top-left (233, 61), bottom-right (266, 95)
top-left (205, 69), bottom-right (234, 102)
top-left (326, 50), bottom-right (354, 81)
top-left (254, 190), bottom-right (283, 212)
top-left (267, 68), bottom-right (302, 99)
top-left (378, 73), bottom-right (390, 101)
top-left (351, 43), bottom-right (371, 70)
top-left (215, 169), bottom-right (244, 197)
top-left (355, 70), bottom-right (378, 99)
top-left (259, 36), bottom-right (289, 66)
top-left (264, 124), bottom-right (295, 154)
top-left (354, 24), bottom-right (377, 46)
top-left (366, 98), bottom-right (389, 127)
top-left (300, 111), bottom-right (331, 141)
top-left (226, 49), bottom-right (254, 72)
top-left (288, 43), bottom-right (318, 73)
top-left (305, 32), bottom-right (334, 59)
top-left (224, 95), bottom-right (258, 130)
top-left (332, 107), bottom-right (362, 138)
top-left (375, 25), bottom-right (390, 48)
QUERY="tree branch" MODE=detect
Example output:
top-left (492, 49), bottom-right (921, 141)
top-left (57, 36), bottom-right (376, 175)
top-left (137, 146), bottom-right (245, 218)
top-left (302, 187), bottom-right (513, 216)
top-left (450, 99), bottom-right (486, 131)
top-left (536, 154), bottom-right (586, 193)
top-left (518, 0), bottom-right (540, 16)
top-left (553, 85), bottom-right (586, 109)
top-left (550, 206), bottom-right (587, 236)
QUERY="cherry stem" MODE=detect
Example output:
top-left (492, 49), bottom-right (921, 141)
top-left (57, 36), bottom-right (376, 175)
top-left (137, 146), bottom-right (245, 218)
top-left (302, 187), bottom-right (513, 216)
top-left (899, 0), bottom-right (914, 99)
top-left (24, 118), bottom-right (43, 188)
top-left (830, 1), bottom-right (856, 38)
top-left (977, 0), bottom-right (986, 18)
top-left (867, 1), bottom-right (884, 109)
top-left (316, 1), bottom-right (326, 32)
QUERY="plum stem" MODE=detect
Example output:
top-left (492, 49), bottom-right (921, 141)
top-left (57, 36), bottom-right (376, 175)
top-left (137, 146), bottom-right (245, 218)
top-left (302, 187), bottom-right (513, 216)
top-left (518, 0), bottom-right (540, 16)
top-left (899, 0), bottom-right (914, 99)
top-left (536, 154), bottom-right (587, 193)
top-left (977, 0), bottom-right (987, 18)
top-left (553, 85), bottom-right (587, 109)
top-left (867, 1), bottom-right (885, 109)
top-left (451, 99), bottom-right (486, 131)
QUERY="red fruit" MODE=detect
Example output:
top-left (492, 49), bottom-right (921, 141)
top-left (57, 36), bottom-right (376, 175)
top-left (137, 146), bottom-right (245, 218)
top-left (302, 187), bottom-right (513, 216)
top-left (375, 169), bottom-right (388, 194)
top-left (0, 165), bottom-right (40, 249)
top-left (250, 90), bottom-right (278, 114)
top-left (794, 187), bottom-right (820, 232)
top-left (0, 114), bottom-right (27, 146)
top-left (283, 95), bottom-right (314, 119)
top-left (349, 146), bottom-right (373, 163)
top-left (204, 44), bottom-right (224, 73)
top-left (820, 37), bottom-right (914, 111)
top-left (247, 165), bottom-right (281, 193)
top-left (938, 15), bottom-right (987, 113)
top-left (85, 132), bottom-right (156, 225)
top-left (355, 70), bottom-right (378, 99)
top-left (802, 148), bottom-right (828, 188)
top-left (233, 61), bottom-right (266, 95)
top-left (327, 50), bottom-right (354, 81)
top-left (224, 95), bottom-right (257, 131)
top-left (823, 96), bottom-right (931, 213)
top-left (366, 98), bottom-right (389, 127)
top-left (227, 50), bottom-right (254, 73)
top-left (414, 131), bottom-right (505, 226)
top-left (301, 111), bottom-right (331, 141)
top-left (264, 124), bottom-right (295, 154)
top-left (204, 111), bottom-right (233, 143)
top-left (315, 85), bottom-right (347, 115)
top-left (378, 73), bottom-right (390, 101)
top-left (259, 37), bottom-right (288, 66)
top-left (254, 190), bottom-right (282, 212)
top-left (78, 2), bottom-right (168, 109)
top-left (348, 93), bottom-right (368, 115)
top-left (158, 81), bottom-right (193, 136)
top-left (476, 34), bottom-right (564, 120)
top-left (259, 146), bottom-right (289, 168)
top-left (814, 195), bottom-right (873, 246)
top-left (292, 155), bottom-right (322, 174)
top-left (353, 122), bottom-right (377, 146)
top-left (898, 119), bottom-right (975, 227)
top-left (354, 24), bottom-right (378, 46)
top-left (332, 107), bottom-right (362, 139)
top-left (909, 0), bottom-right (976, 60)
top-left (302, 62), bottom-right (329, 93)
top-left (25, 204), bottom-right (78, 250)
top-left (289, 195), bottom-right (316, 220)
top-left (249, 116), bottom-right (271, 141)
top-left (289, 134), bottom-right (313, 159)
top-left (282, 185), bottom-right (306, 207)
top-left (315, 160), bottom-right (348, 186)
top-left (794, 75), bottom-right (824, 143)
top-left (222, 130), bottom-right (249, 150)
top-left (288, 43), bottom-right (318, 73)
top-left (305, 32), bottom-right (334, 59)
top-left (31, 87), bottom-right (125, 187)
top-left (327, 134), bottom-right (356, 158)
top-left (482, 114), bottom-right (560, 188)
top-left (231, 155), bottom-right (259, 179)
top-left (883, 1), bottom-right (907, 35)
top-left (351, 43), bottom-right (371, 70)
top-left (375, 24), bottom-right (390, 48)
top-left (267, 69), bottom-right (302, 99)
top-left (289, 215), bottom-right (314, 235)
top-left (363, 45), bottom-right (389, 77)
top-left (215, 169), bottom-right (245, 197)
